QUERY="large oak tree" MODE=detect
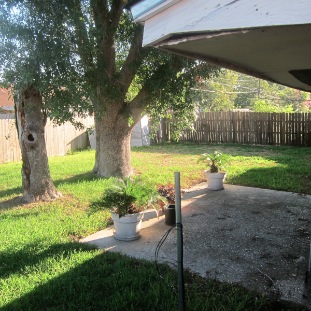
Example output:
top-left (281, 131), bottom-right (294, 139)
top-left (0, 1), bottom-right (72, 201)
top-left (0, 0), bottom-right (218, 193)
top-left (63, 0), bottom-right (217, 177)
top-left (0, 0), bottom-right (90, 201)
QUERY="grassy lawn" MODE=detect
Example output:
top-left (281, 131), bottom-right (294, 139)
top-left (0, 143), bottom-right (309, 310)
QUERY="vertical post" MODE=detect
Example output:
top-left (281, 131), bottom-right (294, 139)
top-left (175, 172), bottom-right (185, 311)
top-left (160, 118), bottom-right (167, 143)
top-left (305, 240), bottom-right (311, 310)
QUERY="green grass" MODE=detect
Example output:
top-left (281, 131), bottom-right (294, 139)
top-left (0, 143), bottom-right (309, 310)
top-left (131, 143), bottom-right (311, 194)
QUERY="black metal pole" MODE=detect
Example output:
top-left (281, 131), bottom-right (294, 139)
top-left (175, 172), bottom-right (185, 311)
top-left (306, 240), bottom-right (311, 310)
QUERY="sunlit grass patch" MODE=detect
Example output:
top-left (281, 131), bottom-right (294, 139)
top-left (0, 144), bottom-right (309, 310)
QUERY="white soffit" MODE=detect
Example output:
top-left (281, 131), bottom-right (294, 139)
top-left (136, 0), bottom-right (311, 91)
top-left (156, 24), bottom-right (311, 91)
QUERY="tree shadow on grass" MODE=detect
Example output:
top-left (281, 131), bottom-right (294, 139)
top-left (1, 145), bottom-right (309, 211)
top-left (0, 172), bottom-right (104, 211)
top-left (0, 195), bottom-right (27, 211)
top-left (0, 241), bottom-right (96, 279)
top-left (52, 172), bottom-right (99, 188)
top-left (0, 173), bottom-right (99, 198)
top-left (1, 247), bottom-right (304, 311)
top-left (0, 249), bottom-right (179, 311)
top-left (0, 187), bottom-right (22, 200)
top-left (0, 210), bottom-right (39, 221)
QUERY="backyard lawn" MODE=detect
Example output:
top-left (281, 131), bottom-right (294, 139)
top-left (0, 143), bottom-right (310, 310)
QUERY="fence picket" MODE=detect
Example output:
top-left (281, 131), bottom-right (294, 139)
top-left (162, 112), bottom-right (311, 147)
top-left (0, 116), bottom-right (94, 164)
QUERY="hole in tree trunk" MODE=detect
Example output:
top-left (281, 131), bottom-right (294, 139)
top-left (28, 134), bottom-right (35, 141)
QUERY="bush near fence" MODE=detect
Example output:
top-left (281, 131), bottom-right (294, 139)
top-left (160, 112), bottom-right (311, 147)
top-left (0, 115), bottom-right (94, 164)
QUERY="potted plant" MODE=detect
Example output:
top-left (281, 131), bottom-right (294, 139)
top-left (100, 178), bottom-right (160, 241)
top-left (157, 184), bottom-right (175, 225)
top-left (199, 151), bottom-right (227, 191)
top-left (157, 184), bottom-right (176, 205)
top-left (157, 184), bottom-right (185, 225)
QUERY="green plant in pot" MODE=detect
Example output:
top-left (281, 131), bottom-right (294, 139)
top-left (157, 184), bottom-right (176, 205)
top-left (100, 178), bottom-right (161, 241)
top-left (157, 184), bottom-right (185, 225)
top-left (157, 184), bottom-right (185, 205)
top-left (198, 151), bottom-right (227, 191)
top-left (157, 183), bottom-right (176, 225)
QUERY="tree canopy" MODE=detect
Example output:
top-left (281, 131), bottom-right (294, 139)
top-left (0, 0), bottom-right (219, 178)
top-left (0, 0), bottom-right (94, 126)
top-left (192, 69), bottom-right (310, 113)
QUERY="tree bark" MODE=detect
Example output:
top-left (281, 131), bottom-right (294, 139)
top-left (16, 86), bottom-right (61, 202)
top-left (93, 103), bottom-right (134, 178)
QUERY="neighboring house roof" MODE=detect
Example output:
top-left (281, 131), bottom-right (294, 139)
top-left (0, 88), bottom-right (14, 107)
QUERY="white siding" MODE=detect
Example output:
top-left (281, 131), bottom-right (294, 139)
top-left (88, 116), bottom-right (150, 149)
top-left (131, 115), bottom-right (150, 147)
top-left (142, 0), bottom-right (311, 46)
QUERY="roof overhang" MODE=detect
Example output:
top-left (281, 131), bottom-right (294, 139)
top-left (155, 24), bottom-right (311, 91)
top-left (130, 0), bottom-right (311, 92)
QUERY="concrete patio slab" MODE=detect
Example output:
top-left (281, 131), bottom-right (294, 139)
top-left (81, 183), bottom-right (311, 307)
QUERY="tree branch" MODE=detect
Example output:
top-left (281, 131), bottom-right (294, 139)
top-left (71, 0), bottom-right (94, 74)
top-left (126, 85), bottom-right (149, 124)
top-left (90, 0), bottom-right (120, 79)
top-left (125, 55), bottom-right (190, 123)
top-left (90, 0), bottom-right (109, 33)
top-left (119, 24), bottom-right (145, 92)
top-left (109, 0), bottom-right (127, 36)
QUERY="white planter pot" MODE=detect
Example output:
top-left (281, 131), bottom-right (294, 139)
top-left (111, 212), bottom-right (144, 241)
top-left (204, 170), bottom-right (226, 191)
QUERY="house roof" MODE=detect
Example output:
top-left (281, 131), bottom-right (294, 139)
top-left (131, 0), bottom-right (311, 92)
top-left (0, 88), bottom-right (14, 107)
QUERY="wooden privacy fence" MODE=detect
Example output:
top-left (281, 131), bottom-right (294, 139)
top-left (163, 112), bottom-right (311, 146)
top-left (0, 116), bottom-right (94, 164)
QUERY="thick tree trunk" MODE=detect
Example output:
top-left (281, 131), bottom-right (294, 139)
top-left (93, 104), bottom-right (134, 178)
top-left (91, 117), bottom-right (100, 174)
top-left (16, 86), bottom-right (61, 202)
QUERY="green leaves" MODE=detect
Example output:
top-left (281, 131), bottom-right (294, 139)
top-left (192, 68), bottom-right (310, 112)
top-left (94, 177), bottom-right (159, 218)
top-left (198, 151), bottom-right (226, 173)
top-left (0, 0), bottom-right (220, 142)
top-left (0, 0), bottom-right (91, 119)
